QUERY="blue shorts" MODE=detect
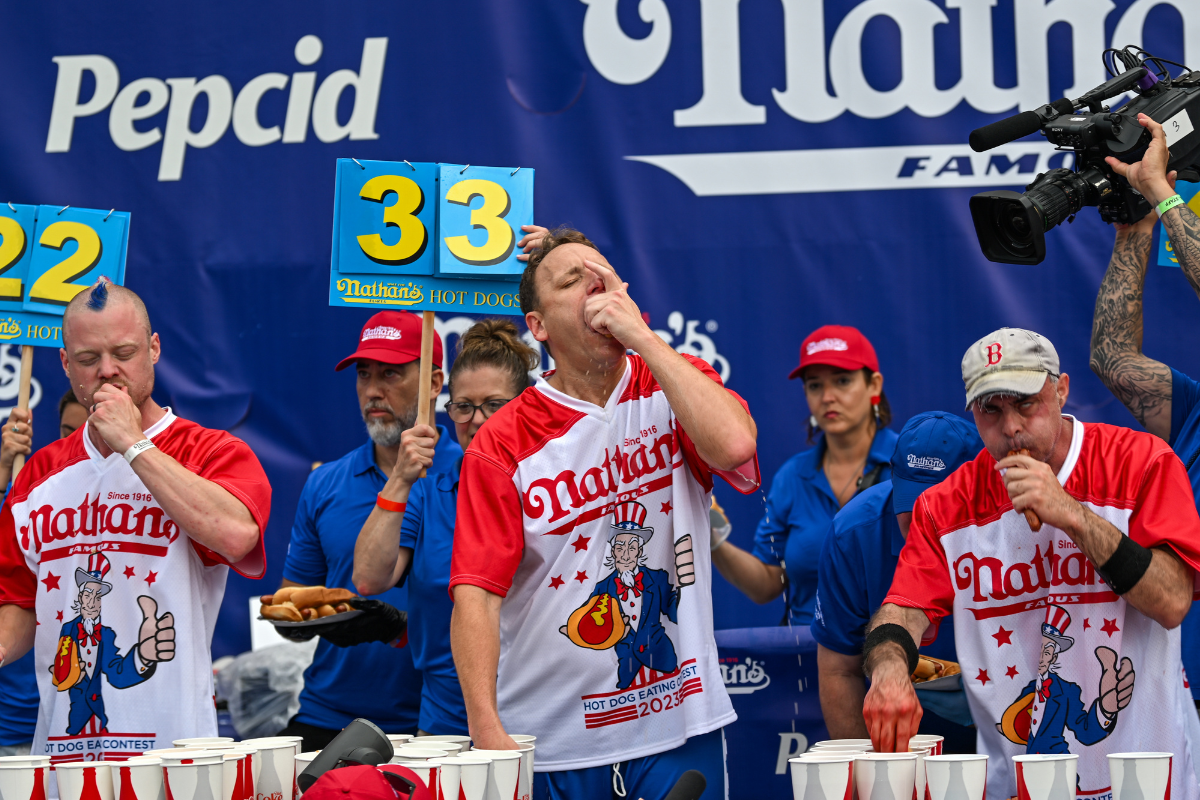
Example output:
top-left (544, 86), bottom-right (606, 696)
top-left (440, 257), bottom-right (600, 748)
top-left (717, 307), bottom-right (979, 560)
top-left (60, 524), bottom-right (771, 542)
top-left (416, 671), bottom-right (469, 735)
top-left (533, 728), bottom-right (726, 800)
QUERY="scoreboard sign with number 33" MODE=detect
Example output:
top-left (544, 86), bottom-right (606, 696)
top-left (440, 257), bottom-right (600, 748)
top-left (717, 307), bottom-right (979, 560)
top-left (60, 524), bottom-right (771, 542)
top-left (329, 159), bottom-right (533, 316)
top-left (0, 204), bottom-right (130, 347)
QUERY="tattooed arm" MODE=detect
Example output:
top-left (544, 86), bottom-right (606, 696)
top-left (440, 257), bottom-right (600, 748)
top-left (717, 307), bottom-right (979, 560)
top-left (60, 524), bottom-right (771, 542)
top-left (1089, 213), bottom-right (1174, 439)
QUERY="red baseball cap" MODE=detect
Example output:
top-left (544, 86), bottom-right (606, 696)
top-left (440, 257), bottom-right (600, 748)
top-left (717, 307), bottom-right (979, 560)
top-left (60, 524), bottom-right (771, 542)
top-left (788, 325), bottom-right (879, 379)
top-left (303, 765), bottom-right (432, 800)
top-left (335, 311), bottom-right (444, 372)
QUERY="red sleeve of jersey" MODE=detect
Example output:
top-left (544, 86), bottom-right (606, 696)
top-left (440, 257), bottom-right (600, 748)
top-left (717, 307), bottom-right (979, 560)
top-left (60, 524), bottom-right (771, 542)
top-left (1129, 448), bottom-right (1200, 573)
top-left (674, 354), bottom-right (761, 495)
top-left (449, 452), bottom-right (524, 599)
top-left (882, 493), bottom-right (954, 645)
top-left (0, 493), bottom-right (36, 608)
top-left (190, 438), bottom-right (272, 579)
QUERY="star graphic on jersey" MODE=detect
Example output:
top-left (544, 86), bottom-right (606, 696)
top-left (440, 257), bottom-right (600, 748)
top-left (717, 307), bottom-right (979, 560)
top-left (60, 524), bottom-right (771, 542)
top-left (660, 501), bottom-right (672, 514)
top-left (976, 668), bottom-right (990, 686)
top-left (56, 610), bottom-right (64, 622)
top-left (123, 566), bottom-right (136, 579)
top-left (992, 626), bottom-right (1013, 647)
top-left (574, 570), bottom-right (588, 584)
top-left (548, 575), bottom-right (565, 590)
top-left (1101, 618), bottom-right (1120, 637)
top-left (145, 570), bottom-right (158, 586)
top-left (41, 572), bottom-right (60, 592)
top-left (1005, 666), bottom-right (1019, 679)
top-left (1083, 618), bottom-right (1091, 630)
top-left (570, 535), bottom-right (590, 553)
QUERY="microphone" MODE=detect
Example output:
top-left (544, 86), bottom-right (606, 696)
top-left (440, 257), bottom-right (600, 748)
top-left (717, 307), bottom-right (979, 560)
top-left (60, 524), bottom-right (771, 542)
top-left (969, 98), bottom-right (1075, 152)
top-left (664, 770), bottom-right (707, 800)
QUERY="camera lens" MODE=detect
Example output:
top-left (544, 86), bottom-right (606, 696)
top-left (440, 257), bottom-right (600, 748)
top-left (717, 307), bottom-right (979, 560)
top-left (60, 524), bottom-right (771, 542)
top-left (969, 192), bottom-right (1045, 264)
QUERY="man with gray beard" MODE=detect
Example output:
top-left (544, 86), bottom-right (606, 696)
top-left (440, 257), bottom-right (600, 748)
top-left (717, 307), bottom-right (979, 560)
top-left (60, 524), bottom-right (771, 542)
top-left (275, 311), bottom-right (461, 750)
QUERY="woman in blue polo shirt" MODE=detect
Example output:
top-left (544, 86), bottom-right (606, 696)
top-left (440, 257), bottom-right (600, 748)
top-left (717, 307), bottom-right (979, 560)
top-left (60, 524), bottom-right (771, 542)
top-left (354, 319), bottom-right (539, 734)
top-left (713, 325), bottom-right (897, 626)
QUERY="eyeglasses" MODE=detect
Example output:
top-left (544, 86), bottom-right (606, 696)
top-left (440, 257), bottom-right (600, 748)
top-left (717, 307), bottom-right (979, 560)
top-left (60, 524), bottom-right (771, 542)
top-left (443, 399), bottom-right (512, 423)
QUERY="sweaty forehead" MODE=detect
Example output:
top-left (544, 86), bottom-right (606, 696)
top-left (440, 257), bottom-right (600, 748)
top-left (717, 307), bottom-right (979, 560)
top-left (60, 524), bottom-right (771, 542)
top-left (540, 243), bottom-right (607, 283)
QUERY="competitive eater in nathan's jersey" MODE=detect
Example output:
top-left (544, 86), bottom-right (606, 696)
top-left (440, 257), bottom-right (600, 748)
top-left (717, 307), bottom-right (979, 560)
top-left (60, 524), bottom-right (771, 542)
top-left (0, 280), bottom-right (271, 764)
top-left (450, 227), bottom-right (760, 800)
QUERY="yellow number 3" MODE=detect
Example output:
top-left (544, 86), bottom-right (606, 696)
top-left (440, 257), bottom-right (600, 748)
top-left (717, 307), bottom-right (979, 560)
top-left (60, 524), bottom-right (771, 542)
top-left (357, 175), bottom-right (428, 266)
top-left (444, 180), bottom-right (515, 266)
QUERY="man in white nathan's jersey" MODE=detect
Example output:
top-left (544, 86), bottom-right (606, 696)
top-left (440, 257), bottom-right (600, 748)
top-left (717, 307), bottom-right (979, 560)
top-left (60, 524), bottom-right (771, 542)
top-left (0, 280), bottom-right (271, 765)
top-left (449, 227), bottom-right (760, 800)
top-left (862, 328), bottom-right (1200, 800)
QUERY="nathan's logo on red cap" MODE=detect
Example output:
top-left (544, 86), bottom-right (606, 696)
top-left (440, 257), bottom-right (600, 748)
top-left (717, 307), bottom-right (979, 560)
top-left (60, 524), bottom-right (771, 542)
top-left (805, 338), bottom-right (848, 356)
top-left (986, 342), bottom-right (1003, 365)
top-left (362, 325), bottom-right (403, 342)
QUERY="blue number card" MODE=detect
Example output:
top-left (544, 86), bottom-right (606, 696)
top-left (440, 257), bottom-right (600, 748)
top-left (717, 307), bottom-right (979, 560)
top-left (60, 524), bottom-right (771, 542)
top-left (436, 164), bottom-right (533, 281)
top-left (25, 206), bottom-right (129, 316)
top-left (330, 159), bottom-right (534, 315)
top-left (332, 159), bottom-right (438, 277)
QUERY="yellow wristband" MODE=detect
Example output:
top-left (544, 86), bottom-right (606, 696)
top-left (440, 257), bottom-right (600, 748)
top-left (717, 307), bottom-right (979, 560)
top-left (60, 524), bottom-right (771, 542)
top-left (1157, 194), bottom-right (1185, 216)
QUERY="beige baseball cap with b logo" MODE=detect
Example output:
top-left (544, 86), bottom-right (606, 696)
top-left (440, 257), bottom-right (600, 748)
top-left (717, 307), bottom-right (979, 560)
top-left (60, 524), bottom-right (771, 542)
top-left (962, 328), bottom-right (1060, 409)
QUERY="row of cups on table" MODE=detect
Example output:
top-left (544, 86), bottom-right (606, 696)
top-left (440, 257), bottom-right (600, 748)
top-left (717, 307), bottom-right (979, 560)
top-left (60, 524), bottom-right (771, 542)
top-left (0, 733), bottom-right (537, 800)
top-left (791, 738), bottom-right (1174, 800)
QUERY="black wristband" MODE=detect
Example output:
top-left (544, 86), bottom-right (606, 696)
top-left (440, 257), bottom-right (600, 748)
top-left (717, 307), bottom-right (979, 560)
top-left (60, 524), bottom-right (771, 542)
top-left (1097, 536), bottom-right (1153, 595)
top-left (864, 623), bottom-right (919, 676)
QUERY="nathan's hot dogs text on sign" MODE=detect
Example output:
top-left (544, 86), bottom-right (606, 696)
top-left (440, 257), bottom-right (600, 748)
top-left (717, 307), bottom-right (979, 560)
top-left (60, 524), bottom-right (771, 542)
top-left (259, 586), bottom-right (357, 623)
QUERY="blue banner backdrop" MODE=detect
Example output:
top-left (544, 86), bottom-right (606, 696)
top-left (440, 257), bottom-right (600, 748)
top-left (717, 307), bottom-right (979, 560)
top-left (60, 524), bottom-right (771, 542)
top-left (0, 1), bottom-right (1192, 659)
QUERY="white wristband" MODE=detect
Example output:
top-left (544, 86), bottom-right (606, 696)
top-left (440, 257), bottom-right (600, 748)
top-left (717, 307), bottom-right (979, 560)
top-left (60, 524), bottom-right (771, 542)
top-left (124, 439), bottom-right (156, 464)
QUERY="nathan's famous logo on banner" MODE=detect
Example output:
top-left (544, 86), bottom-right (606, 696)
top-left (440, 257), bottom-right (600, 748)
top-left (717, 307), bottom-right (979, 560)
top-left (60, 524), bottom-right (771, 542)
top-left (578, 0), bottom-right (1189, 195)
top-left (719, 656), bottom-right (771, 694)
top-left (45, 35), bottom-right (386, 181)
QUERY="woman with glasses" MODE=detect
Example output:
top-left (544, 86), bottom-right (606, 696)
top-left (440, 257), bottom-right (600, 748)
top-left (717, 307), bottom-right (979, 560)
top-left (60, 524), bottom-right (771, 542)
top-left (353, 318), bottom-right (538, 734)
top-left (712, 325), bottom-right (896, 627)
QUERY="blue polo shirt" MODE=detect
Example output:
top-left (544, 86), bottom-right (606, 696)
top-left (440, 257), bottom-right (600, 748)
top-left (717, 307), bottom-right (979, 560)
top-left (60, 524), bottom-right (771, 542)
top-left (399, 461), bottom-right (468, 734)
top-left (0, 650), bottom-right (37, 745)
top-left (283, 429), bottom-right (462, 732)
top-left (0, 484), bottom-right (36, 746)
top-left (1168, 369), bottom-right (1200, 701)
top-left (752, 428), bottom-right (899, 626)
top-left (811, 482), bottom-right (957, 661)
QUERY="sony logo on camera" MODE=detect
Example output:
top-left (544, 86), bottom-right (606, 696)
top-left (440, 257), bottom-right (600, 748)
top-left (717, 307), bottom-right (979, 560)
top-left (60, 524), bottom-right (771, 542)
top-left (44, 35), bottom-right (386, 182)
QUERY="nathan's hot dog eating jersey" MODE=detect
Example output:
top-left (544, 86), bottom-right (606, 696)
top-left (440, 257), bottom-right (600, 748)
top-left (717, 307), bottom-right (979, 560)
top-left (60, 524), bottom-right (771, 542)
top-left (0, 411), bottom-right (270, 764)
top-left (450, 355), bottom-right (759, 770)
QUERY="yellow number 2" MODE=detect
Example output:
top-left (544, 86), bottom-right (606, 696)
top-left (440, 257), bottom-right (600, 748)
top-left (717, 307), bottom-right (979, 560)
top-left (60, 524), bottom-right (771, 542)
top-left (0, 217), bottom-right (28, 303)
top-left (357, 175), bottom-right (428, 265)
top-left (32, 221), bottom-right (102, 307)
top-left (444, 179), bottom-right (515, 266)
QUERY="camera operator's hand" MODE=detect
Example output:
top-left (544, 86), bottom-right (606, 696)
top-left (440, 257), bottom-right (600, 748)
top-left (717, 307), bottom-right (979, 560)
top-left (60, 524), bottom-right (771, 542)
top-left (1106, 114), bottom-right (1179, 207)
top-left (319, 598), bottom-right (408, 648)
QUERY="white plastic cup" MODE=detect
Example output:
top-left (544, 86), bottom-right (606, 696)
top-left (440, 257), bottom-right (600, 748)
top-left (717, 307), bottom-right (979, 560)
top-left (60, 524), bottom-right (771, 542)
top-left (455, 758), bottom-right (491, 800)
top-left (854, 753), bottom-right (918, 800)
top-left (910, 736), bottom-right (944, 756)
top-left (394, 748), bottom-right (451, 761)
top-left (1109, 753), bottom-right (1173, 800)
top-left (924, 755), bottom-right (988, 800)
top-left (414, 736), bottom-right (472, 746)
top-left (790, 754), bottom-right (855, 800)
top-left (161, 753), bottom-right (224, 800)
top-left (1013, 754), bottom-right (1077, 800)
top-left (386, 736), bottom-right (413, 749)
top-left (388, 763), bottom-right (437, 796)
top-left (237, 739), bottom-right (297, 800)
top-left (0, 763), bottom-right (49, 800)
top-left (812, 740), bottom-right (873, 748)
top-left (173, 739), bottom-right (234, 748)
top-left (417, 743), bottom-right (462, 754)
top-left (471, 748), bottom-right (533, 800)
top-left (219, 749), bottom-right (259, 800)
top-left (113, 757), bottom-right (165, 800)
top-left (141, 749), bottom-right (206, 758)
top-left (293, 752), bottom-right (320, 797)
top-left (508, 737), bottom-right (535, 746)
top-left (430, 760), bottom-right (461, 800)
top-left (477, 752), bottom-right (520, 800)
top-left (0, 758), bottom-right (49, 769)
top-left (56, 763), bottom-right (115, 800)
top-left (909, 745), bottom-right (933, 800)
top-left (221, 753), bottom-right (248, 800)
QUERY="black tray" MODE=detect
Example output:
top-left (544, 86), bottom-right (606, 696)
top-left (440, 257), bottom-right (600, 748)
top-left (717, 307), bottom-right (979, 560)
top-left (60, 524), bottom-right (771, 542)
top-left (260, 609), bottom-right (364, 630)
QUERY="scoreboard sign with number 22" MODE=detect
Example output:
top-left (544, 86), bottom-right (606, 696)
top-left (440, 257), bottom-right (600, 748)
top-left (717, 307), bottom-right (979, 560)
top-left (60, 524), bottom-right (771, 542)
top-left (329, 159), bottom-right (532, 316)
top-left (0, 204), bottom-right (130, 347)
